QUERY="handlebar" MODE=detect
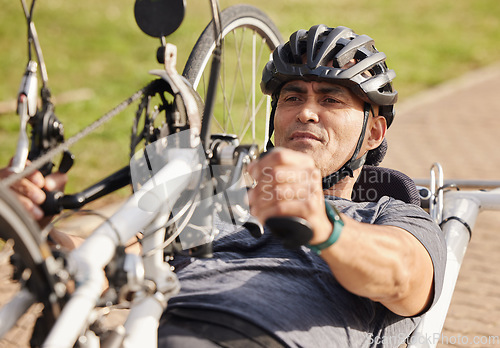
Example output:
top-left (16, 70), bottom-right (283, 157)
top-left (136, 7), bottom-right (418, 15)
top-left (41, 165), bottom-right (131, 215)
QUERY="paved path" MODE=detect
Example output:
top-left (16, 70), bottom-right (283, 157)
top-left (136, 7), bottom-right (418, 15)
top-left (384, 63), bottom-right (500, 347)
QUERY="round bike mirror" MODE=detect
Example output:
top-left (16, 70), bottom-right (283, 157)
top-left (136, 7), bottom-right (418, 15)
top-left (134, 0), bottom-right (186, 38)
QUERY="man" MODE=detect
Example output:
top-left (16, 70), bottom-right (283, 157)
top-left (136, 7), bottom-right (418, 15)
top-left (156, 25), bottom-right (446, 347)
top-left (2, 25), bottom-right (446, 347)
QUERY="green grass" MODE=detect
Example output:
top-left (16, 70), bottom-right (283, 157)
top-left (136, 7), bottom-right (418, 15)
top-left (1, 0), bottom-right (500, 194)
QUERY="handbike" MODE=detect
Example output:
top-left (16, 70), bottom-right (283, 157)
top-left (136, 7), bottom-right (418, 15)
top-left (0, 0), bottom-right (282, 347)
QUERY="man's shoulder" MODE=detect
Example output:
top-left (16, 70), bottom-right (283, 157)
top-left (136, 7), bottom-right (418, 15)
top-left (326, 195), bottom-right (432, 225)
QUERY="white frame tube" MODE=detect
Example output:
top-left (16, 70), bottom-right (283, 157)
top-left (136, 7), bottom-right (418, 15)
top-left (122, 225), bottom-right (180, 348)
top-left (408, 189), bottom-right (500, 348)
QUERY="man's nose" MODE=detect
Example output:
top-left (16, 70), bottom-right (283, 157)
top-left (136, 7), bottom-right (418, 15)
top-left (297, 100), bottom-right (320, 123)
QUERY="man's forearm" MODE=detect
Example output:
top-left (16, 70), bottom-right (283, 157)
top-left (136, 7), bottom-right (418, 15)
top-left (49, 229), bottom-right (84, 250)
top-left (319, 215), bottom-right (434, 317)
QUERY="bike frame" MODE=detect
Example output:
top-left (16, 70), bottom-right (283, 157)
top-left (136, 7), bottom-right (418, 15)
top-left (2, 0), bottom-right (279, 346)
top-left (408, 166), bottom-right (500, 348)
top-left (42, 146), bottom-right (199, 348)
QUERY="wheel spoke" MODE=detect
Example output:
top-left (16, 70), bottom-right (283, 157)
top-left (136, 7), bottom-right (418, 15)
top-left (238, 35), bottom-right (268, 142)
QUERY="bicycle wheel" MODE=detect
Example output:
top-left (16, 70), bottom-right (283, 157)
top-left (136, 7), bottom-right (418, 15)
top-left (183, 4), bottom-right (283, 150)
top-left (0, 188), bottom-right (60, 348)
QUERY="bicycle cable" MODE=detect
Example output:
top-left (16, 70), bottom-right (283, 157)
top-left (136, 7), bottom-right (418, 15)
top-left (41, 208), bottom-right (123, 246)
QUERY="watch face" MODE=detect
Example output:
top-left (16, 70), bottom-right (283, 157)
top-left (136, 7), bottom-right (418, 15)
top-left (325, 201), bottom-right (344, 225)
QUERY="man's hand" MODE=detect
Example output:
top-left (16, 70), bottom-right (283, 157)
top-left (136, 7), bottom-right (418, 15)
top-left (247, 149), bottom-right (435, 317)
top-left (247, 147), bottom-right (332, 244)
top-left (0, 160), bottom-right (67, 223)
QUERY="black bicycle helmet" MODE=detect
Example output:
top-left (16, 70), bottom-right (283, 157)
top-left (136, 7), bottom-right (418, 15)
top-left (261, 24), bottom-right (398, 188)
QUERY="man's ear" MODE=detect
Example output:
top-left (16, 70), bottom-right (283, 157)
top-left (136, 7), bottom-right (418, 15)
top-left (365, 115), bottom-right (387, 150)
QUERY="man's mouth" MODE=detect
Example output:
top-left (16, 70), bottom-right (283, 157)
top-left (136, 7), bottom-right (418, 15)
top-left (289, 131), bottom-right (323, 142)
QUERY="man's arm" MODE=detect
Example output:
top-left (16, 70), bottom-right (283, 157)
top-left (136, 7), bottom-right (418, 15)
top-left (248, 148), bottom-right (434, 317)
top-left (319, 217), bottom-right (434, 317)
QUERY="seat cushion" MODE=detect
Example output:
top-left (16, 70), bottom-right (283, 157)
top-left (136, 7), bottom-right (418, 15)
top-left (352, 166), bottom-right (420, 205)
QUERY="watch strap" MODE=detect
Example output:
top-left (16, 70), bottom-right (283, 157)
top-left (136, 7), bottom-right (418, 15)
top-left (307, 201), bottom-right (344, 255)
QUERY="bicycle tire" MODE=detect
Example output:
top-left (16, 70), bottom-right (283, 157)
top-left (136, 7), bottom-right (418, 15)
top-left (0, 188), bottom-right (59, 348)
top-left (183, 4), bottom-right (283, 150)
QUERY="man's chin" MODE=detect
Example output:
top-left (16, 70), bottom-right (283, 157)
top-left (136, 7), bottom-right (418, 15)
top-left (281, 140), bottom-right (319, 153)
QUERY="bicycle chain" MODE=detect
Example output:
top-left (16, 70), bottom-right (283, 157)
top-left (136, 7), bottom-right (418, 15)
top-left (1, 87), bottom-right (146, 188)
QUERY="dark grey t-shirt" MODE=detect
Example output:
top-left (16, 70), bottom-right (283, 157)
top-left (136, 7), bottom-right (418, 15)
top-left (167, 196), bottom-right (447, 347)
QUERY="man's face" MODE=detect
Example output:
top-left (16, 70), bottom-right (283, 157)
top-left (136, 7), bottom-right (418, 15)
top-left (273, 80), bottom-right (367, 177)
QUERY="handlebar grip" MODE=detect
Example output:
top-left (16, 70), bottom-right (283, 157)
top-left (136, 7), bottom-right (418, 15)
top-left (265, 216), bottom-right (313, 249)
top-left (40, 189), bottom-right (64, 216)
top-left (38, 152), bottom-right (74, 216)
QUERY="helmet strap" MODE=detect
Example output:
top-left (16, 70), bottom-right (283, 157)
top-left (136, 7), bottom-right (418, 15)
top-left (265, 96), bottom-right (278, 151)
top-left (321, 102), bottom-right (372, 189)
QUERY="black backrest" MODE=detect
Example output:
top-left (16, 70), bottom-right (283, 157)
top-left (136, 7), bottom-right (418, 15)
top-left (352, 165), bottom-right (420, 205)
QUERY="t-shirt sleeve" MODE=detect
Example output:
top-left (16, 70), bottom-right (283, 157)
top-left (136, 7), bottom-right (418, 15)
top-left (374, 198), bottom-right (447, 313)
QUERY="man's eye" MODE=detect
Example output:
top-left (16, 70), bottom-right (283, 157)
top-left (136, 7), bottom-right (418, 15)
top-left (324, 97), bottom-right (339, 104)
top-left (284, 96), bottom-right (300, 102)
